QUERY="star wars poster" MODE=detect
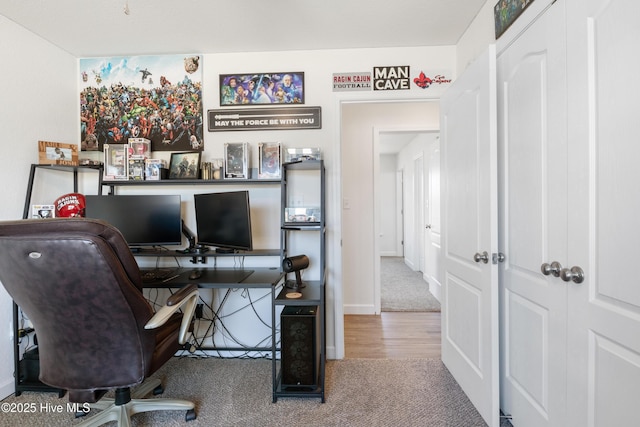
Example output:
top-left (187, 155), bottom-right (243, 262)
top-left (219, 72), bottom-right (304, 106)
top-left (80, 54), bottom-right (203, 152)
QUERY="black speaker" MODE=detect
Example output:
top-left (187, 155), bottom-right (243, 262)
top-left (281, 305), bottom-right (319, 389)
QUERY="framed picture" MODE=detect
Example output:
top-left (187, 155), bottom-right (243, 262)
top-left (38, 140), bottom-right (78, 166)
top-left (80, 54), bottom-right (204, 152)
top-left (494, 0), bottom-right (535, 39)
top-left (224, 142), bottom-right (249, 179)
top-left (219, 72), bottom-right (304, 106)
top-left (169, 151), bottom-right (201, 179)
top-left (258, 142), bottom-right (282, 179)
top-left (103, 143), bottom-right (128, 180)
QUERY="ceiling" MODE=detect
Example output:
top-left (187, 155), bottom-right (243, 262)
top-left (0, 0), bottom-right (487, 57)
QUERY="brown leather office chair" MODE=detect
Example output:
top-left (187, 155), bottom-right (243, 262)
top-left (0, 218), bottom-right (198, 426)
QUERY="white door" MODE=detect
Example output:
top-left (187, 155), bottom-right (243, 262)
top-left (424, 137), bottom-right (441, 299)
top-left (565, 0), bottom-right (640, 424)
top-left (414, 154), bottom-right (425, 272)
top-left (440, 45), bottom-right (499, 427)
top-left (497, 3), bottom-right (568, 426)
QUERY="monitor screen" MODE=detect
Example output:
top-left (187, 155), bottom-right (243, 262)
top-left (84, 194), bottom-right (182, 247)
top-left (194, 190), bottom-right (253, 253)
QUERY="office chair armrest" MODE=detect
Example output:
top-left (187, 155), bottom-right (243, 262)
top-left (145, 284), bottom-right (199, 344)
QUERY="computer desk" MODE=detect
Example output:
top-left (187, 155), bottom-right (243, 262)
top-left (139, 266), bottom-right (285, 354)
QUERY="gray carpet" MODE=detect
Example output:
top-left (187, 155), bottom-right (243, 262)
top-left (0, 357), bottom-right (486, 426)
top-left (381, 257), bottom-right (441, 312)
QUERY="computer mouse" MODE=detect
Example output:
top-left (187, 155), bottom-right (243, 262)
top-left (188, 270), bottom-right (202, 280)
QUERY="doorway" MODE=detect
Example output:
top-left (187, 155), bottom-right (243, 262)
top-left (377, 130), bottom-right (440, 312)
top-left (340, 100), bottom-right (441, 318)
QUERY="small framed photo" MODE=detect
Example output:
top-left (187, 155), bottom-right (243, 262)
top-left (169, 151), bottom-right (201, 179)
top-left (38, 140), bottom-right (78, 166)
top-left (224, 142), bottom-right (249, 179)
top-left (103, 143), bottom-right (128, 181)
top-left (258, 142), bottom-right (282, 179)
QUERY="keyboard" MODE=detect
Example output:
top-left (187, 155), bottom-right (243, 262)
top-left (141, 269), bottom-right (179, 283)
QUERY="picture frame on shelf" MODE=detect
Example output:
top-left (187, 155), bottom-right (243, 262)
top-left (103, 143), bottom-right (128, 181)
top-left (38, 140), bottom-right (78, 166)
top-left (224, 142), bottom-right (249, 179)
top-left (169, 151), bottom-right (201, 179)
top-left (258, 142), bottom-right (282, 179)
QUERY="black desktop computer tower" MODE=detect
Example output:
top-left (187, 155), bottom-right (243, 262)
top-left (281, 305), bottom-right (319, 389)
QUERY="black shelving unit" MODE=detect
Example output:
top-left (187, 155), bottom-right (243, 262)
top-left (15, 164), bottom-right (104, 396)
top-left (273, 160), bottom-right (326, 402)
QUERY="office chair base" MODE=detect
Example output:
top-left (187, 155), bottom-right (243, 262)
top-left (77, 378), bottom-right (196, 427)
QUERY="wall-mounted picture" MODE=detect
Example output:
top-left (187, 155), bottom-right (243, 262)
top-left (80, 54), bottom-right (204, 152)
top-left (258, 142), bottom-right (282, 179)
top-left (224, 142), bottom-right (249, 179)
top-left (220, 72), bottom-right (304, 106)
top-left (169, 151), bottom-right (201, 179)
top-left (494, 0), bottom-right (535, 39)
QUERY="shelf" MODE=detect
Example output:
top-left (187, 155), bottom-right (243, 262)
top-left (33, 164), bottom-right (103, 173)
top-left (275, 280), bottom-right (324, 305)
top-left (103, 178), bottom-right (280, 187)
top-left (281, 223), bottom-right (323, 230)
top-left (282, 160), bottom-right (323, 170)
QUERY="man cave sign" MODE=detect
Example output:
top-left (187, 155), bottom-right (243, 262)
top-left (373, 66), bottom-right (410, 90)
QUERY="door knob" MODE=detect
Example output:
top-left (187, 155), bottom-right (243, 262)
top-left (541, 261), bottom-right (562, 277)
top-left (425, 224), bottom-right (431, 229)
top-left (474, 251), bottom-right (489, 264)
top-left (560, 266), bottom-right (585, 284)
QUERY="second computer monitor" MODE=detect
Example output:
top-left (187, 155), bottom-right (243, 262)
top-left (194, 190), bottom-right (253, 253)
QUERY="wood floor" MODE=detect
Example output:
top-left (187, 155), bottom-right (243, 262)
top-left (344, 311), bottom-right (441, 359)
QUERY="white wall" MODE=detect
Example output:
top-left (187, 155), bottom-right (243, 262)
top-left (457, 0), bottom-right (497, 74)
top-left (0, 16), bottom-right (78, 399)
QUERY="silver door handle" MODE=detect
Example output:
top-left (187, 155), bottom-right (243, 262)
top-left (560, 266), bottom-right (585, 284)
top-left (474, 251), bottom-right (489, 264)
top-left (425, 224), bottom-right (431, 229)
top-left (541, 261), bottom-right (562, 277)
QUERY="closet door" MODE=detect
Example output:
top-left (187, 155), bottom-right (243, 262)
top-left (440, 45), bottom-right (499, 427)
top-left (566, 0), bottom-right (640, 424)
top-left (497, 2), bottom-right (568, 426)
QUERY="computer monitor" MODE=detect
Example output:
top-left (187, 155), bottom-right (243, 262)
top-left (194, 190), bottom-right (253, 253)
top-left (84, 194), bottom-right (182, 249)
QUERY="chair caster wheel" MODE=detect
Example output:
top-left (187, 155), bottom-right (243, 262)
top-left (153, 384), bottom-right (164, 395)
top-left (186, 409), bottom-right (197, 421)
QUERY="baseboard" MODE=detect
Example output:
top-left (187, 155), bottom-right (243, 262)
top-left (0, 378), bottom-right (14, 400)
top-left (428, 278), bottom-right (441, 302)
top-left (343, 304), bottom-right (376, 315)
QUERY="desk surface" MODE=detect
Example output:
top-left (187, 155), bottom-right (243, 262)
top-left (140, 267), bottom-right (284, 289)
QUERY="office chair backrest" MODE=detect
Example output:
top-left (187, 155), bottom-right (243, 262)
top-left (0, 218), bottom-right (155, 391)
